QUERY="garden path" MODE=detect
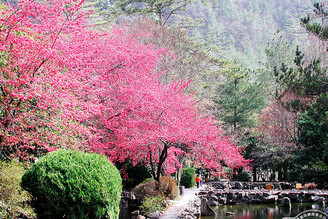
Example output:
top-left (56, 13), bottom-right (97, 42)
top-left (159, 186), bottom-right (201, 219)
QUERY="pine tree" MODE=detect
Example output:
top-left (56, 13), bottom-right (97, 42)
top-left (213, 64), bottom-right (265, 136)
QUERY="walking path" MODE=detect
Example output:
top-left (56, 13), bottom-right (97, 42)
top-left (160, 187), bottom-right (200, 219)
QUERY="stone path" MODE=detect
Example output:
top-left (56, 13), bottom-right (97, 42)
top-left (160, 187), bottom-right (200, 219)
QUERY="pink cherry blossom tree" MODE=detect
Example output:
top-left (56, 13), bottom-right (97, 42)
top-left (0, 0), bottom-right (248, 180)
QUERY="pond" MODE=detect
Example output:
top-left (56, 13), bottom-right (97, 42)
top-left (201, 202), bottom-right (325, 219)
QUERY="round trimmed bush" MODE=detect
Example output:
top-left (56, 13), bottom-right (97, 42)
top-left (21, 150), bottom-right (122, 219)
top-left (180, 167), bottom-right (196, 188)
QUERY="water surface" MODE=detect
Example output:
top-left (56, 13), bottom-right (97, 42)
top-left (201, 202), bottom-right (324, 219)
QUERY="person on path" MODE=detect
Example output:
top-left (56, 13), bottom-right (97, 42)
top-left (196, 175), bottom-right (201, 188)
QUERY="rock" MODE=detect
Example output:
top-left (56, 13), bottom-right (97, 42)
top-left (297, 192), bottom-right (305, 202)
top-left (131, 210), bottom-right (141, 219)
top-left (200, 197), bottom-right (216, 216)
top-left (207, 191), bottom-right (219, 206)
top-left (227, 192), bottom-right (237, 204)
top-left (280, 182), bottom-right (293, 190)
top-left (233, 182), bottom-right (243, 189)
top-left (194, 197), bottom-right (201, 206)
top-left (273, 183), bottom-right (281, 190)
top-left (312, 195), bottom-right (325, 203)
top-left (280, 197), bottom-right (291, 208)
top-left (207, 200), bottom-right (218, 206)
top-left (137, 216), bottom-right (146, 219)
top-left (218, 196), bottom-right (227, 205)
top-left (236, 192), bottom-right (244, 199)
top-left (179, 197), bottom-right (201, 219)
top-left (254, 192), bottom-right (263, 200)
top-left (263, 192), bottom-right (270, 197)
top-left (242, 182), bottom-right (250, 189)
top-left (239, 198), bottom-right (249, 204)
top-left (312, 196), bottom-right (326, 207)
top-left (198, 191), bottom-right (208, 196)
top-left (226, 211), bottom-right (234, 216)
top-left (148, 211), bottom-right (162, 219)
top-left (211, 182), bottom-right (225, 189)
top-left (325, 207), bottom-right (328, 215)
top-left (263, 195), bottom-right (278, 204)
top-left (250, 198), bottom-right (262, 204)
top-left (227, 199), bottom-right (236, 204)
top-left (287, 192), bottom-right (298, 202)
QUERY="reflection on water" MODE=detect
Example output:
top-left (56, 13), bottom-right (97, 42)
top-left (202, 203), bottom-right (324, 219)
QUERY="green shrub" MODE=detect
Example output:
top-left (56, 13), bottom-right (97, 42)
top-left (120, 161), bottom-right (151, 190)
top-left (180, 167), bottom-right (196, 188)
top-left (139, 195), bottom-right (167, 216)
top-left (236, 171), bottom-right (252, 182)
top-left (0, 159), bottom-right (35, 218)
top-left (21, 149), bottom-right (122, 219)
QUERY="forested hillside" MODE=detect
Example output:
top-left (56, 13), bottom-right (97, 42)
top-left (186, 0), bottom-right (313, 67)
top-left (78, 0), bottom-right (314, 67)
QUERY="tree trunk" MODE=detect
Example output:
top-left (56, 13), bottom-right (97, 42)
top-left (278, 167), bottom-right (283, 181)
top-left (155, 143), bottom-right (169, 182)
top-left (252, 167), bottom-right (257, 181)
top-left (176, 155), bottom-right (186, 186)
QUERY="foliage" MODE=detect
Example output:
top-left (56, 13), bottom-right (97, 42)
top-left (85, 0), bottom-right (312, 67)
top-left (0, 0), bottom-right (247, 181)
top-left (112, 0), bottom-right (205, 26)
top-left (298, 94), bottom-right (328, 164)
top-left (139, 195), bottom-right (167, 217)
top-left (120, 18), bottom-right (208, 95)
top-left (287, 94), bottom-right (328, 186)
top-left (133, 179), bottom-right (158, 200)
top-left (283, 3), bottom-right (328, 185)
top-left (187, 0), bottom-right (311, 67)
top-left (21, 150), bottom-right (122, 219)
top-left (258, 2), bottom-right (328, 180)
top-left (263, 32), bottom-right (298, 101)
top-left (253, 25), bottom-right (328, 181)
top-left (158, 176), bottom-right (179, 200)
top-left (133, 176), bottom-right (178, 200)
top-left (0, 159), bottom-right (35, 218)
top-left (236, 170), bottom-right (252, 182)
top-left (0, 0), bottom-right (98, 160)
top-left (292, 47), bottom-right (328, 98)
top-left (180, 167), bottom-right (196, 188)
top-left (0, 0), bottom-right (248, 181)
top-left (0, 200), bottom-right (9, 218)
top-left (118, 161), bottom-right (152, 190)
top-left (213, 63), bottom-right (265, 135)
top-left (301, 2), bottom-right (328, 41)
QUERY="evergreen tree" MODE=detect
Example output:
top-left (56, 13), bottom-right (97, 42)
top-left (301, 1), bottom-right (328, 41)
top-left (289, 94), bottom-right (328, 185)
top-left (213, 64), bottom-right (265, 136)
